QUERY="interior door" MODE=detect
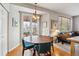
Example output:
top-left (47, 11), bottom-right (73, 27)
top-left (0, 4), bottom-right (8, 56)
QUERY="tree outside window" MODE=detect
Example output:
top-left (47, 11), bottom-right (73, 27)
top-left (59, 16), bottom-right (72, 32)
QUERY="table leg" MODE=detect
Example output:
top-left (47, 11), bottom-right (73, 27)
top-left (70, 41), bottom-right (75, 56)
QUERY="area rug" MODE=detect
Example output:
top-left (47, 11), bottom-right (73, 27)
top-left (53, 42), bottom-right (79, 56)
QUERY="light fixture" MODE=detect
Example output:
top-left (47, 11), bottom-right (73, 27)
top-left (32, 3), bottom-right (40, 20)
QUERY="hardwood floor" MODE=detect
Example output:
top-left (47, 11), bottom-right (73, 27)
top-left (54, 46), bottom-right (70, 56)
top-left (6, 45), bottom-right (22, 56)
top-left (6, 45), bottom-right (70, 56)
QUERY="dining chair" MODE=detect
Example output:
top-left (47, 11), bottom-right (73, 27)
top-left (35, 42), bottom-right (52, 56)
top-left (22, 39), bottom-right (34, 56)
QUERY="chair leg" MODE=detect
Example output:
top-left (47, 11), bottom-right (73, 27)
top-left (53, 46), bottom-right (54, 53)
top-left (33, 49), bottom-right (36, 56)
top-left (62, 41), bottom-right (64, 44)
top-left (51, 45), bottom-right (54, 55)
top-left (22, 49), bottom-right (25, 56)
top-left (51, 44), bottom-right (54, 53)
top-left (38, 53), bottom-right (40, 56)
top-left (50, 50), bottom-right (51, 56)
top-left (37, 51), bottom-right (40, 56)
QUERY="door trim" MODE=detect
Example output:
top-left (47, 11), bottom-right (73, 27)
top-left (0, 3), bottom-right (9, 55)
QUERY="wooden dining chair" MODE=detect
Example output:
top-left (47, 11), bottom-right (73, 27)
top-left (22, 39), bottom-right (34, 56)
top-left (35, 42), bottom-right (51, 56)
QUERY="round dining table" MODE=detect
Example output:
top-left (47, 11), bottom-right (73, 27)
top-left (24, 35), bottom-right (53, 55)
top-left (24, 35), bottom-right (52, 44)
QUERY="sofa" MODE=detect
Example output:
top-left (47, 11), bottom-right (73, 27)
top-left (57, 31), bottom-right (79, 44)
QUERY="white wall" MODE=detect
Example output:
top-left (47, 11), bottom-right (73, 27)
top-left (73, 16), bottom-right (79, 31)
top-left (8, 4), bottom-right (20, 51)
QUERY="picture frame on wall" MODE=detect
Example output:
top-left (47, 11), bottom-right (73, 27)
top-left (51, 19), bottom-right (58, 29)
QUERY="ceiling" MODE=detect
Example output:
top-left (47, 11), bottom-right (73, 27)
top-left (36, 3), bottom-right (79, 16)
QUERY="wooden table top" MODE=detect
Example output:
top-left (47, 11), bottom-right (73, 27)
top-left (66, 36), bottom-right (79, 43)
top-left (24, 35), bottom-right (52, 44)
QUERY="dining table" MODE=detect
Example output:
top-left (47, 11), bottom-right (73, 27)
top-left (24, 35), bottom-right (52, 44)
top-left (66, 36), bottom-right (79, 56)
top-left (24, 35), bottom-right (53, 55)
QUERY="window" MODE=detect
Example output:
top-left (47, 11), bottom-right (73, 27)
top-left (23, 15), bottom-right (40, 36)
top-left (59, 16), bottom-right (72, 32)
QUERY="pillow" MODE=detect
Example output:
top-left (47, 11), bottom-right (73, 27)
top-left (70, 32), bottom-right (74, 37)
top-left (59, 32), bottom-right (64, 34)
top-left (69, 32), bottom-right (72, 36)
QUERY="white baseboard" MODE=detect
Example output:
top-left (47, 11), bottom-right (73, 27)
top-left (8, 43), bottom-right (21, 52)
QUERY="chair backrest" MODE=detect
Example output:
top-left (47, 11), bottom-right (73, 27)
top-left (36, 42), bottom-right (51, 53)
top-left (22, 39), bottom-right (25, 48)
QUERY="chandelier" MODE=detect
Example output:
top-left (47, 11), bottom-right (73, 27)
top-left (32, 3), bottom-right (40, 20)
